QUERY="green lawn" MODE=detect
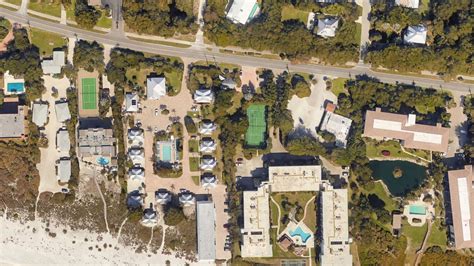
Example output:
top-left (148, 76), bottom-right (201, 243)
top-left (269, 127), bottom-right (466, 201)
top-left (65, 0), bottom-right (75, 21)
top-left (96, 10), bottom-right (112, 28)
top-left (302, 197), bottom-right (316, 230)
top-left (281, 5), bottom-right (309, 24)
top-left (125, 66), bottom-right (182, 96)
top-left (272, 192), bottom-right (315, 226)
top-left (331, 78), bottom-right (348, 97)
top-left (29, 28), bottom-right (67, 56)
top-left (28, 1), bottom-right (61, 17)
top-left (355, 23), bottom-right (362, 44)
top-left (188, 139), bottom-right (199, 153)
top-left (365, 138), bottom-right (430, 161)
top-left (189, 157), bottom-right (199, 171)
top-left (402, 220), bottom-right (428, 249)
top-left (364, 181), bottom-right (398, 212)
top-left (426, 219), bottom-right (447, 249)
top-left (419, 0), bottom-right (431, 14)
top-left (5, 0), bottom-right (21, 6)
top-left (191, 175), bottom-right (200, 186)
top-left (270, 228), bottom-right (300, 259)
top-left (164, 70), bottom-right (182, 96)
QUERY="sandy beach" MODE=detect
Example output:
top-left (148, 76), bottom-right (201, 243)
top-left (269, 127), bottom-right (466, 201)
top-left (0, 214), bottom-right (210, 265)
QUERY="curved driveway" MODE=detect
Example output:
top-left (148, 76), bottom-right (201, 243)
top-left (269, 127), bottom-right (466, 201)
top-left (0, 7), bottom-right (471, 92)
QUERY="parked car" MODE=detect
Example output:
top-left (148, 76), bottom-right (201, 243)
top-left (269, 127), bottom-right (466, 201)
top-left (154, 108), bottom-right (159, 116)
top-left (61, 188), bottom-right (70, 193)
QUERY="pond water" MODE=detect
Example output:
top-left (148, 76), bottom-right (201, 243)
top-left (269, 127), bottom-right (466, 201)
top-left (369, 160), bottom-right (427, 197)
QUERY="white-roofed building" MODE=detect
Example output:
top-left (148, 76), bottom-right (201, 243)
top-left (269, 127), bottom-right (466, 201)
top-left (448, 165), bottom-right (474, 249)
top-left (56, 128), bottom-right (70, 156)
top-left (395, 0), bottom-right (419, 8)
top-left (194, 88), bottom-right (215, 104)
top-left (32, 102), bottom-right (48, 127)
top-left (41, 51), bottom-right (66, 75)
top-left (320, 108), bottom-right (353, 148)
top-left (267, 165), bottom-right (322, 192)
top-left (199, 138), bottom-right (217, 153)
top-left (125, 93), bottom-right (139, 112)
top-left (57, 158), bottom-right (71, 183)
top-left (196, 200), bottom-right (216, 262)
top-left (316, 17), bottom-right (339, 38)
top-left (0, 97), bottom-right (26, 138)
top-left (240, 184), bottom-right (273, 258)
top-left (141, 207), bottom-right (158, 227)
top-left (404, 25), bottom-right (427, 44)
top-left (128, 128), bottom-right (144, 146)
top-left (199, 121), bottom-right (217, 135)
top-left (155, 190), bottom-right (172, 205)
top-left (179, 193), bottom-right (196, 206)
top-left (146, 77), bottom-right (167, 100)
top-left (55, 101), bottom-right (71, 122)
top-left (128, 147), bottom-right (145, 165)
top-left (128, 166), bottom-right (145, 182)
top-left (201, 175), bottom-right (217, 189)
top-left (200, 157), bottom-right (217, 171)
top-left (226, 0), bottom-right (260, 25)
top-left (320, 185), bottom-right (352, 266)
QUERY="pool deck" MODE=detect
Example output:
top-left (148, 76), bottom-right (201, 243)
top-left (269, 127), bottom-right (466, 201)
top-left (278, 220), bottom-right (314, 248)
top-left (403, 195), bottom-right (435, 227)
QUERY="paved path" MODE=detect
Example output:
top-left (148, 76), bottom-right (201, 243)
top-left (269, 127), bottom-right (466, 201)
top-left (0, 7), bottom-right (472, 93)
top-left (414, 219), bottom-right (433, 265)
top-left (60, 4), bottom-right (66, 25)
top-left (18, 0), bottom-right (27, 15)
top-left (356, 0), bottom-right (371, 63)
top-left (301, 196), bottom-right (316, 223)
top-left (92, 167), bottom-right (110, 234)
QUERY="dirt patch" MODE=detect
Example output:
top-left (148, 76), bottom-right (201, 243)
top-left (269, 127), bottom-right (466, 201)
top-left (119, 214), bottom-right (162, 253)
top-left (163, 218), bottom-right (197, 261)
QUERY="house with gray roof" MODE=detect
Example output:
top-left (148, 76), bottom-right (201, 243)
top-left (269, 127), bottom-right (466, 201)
top-left (155, 190), bottom-right (172, 205)
top-left (125, 93), bottom-right (139, 112)
top-left (179, 193), bottom-right (196, 207)
top-left (146, 77), bottom-right (167, 100)
top-left (200, 157), bottom-right (217, 171)
top-left (128, 127), bottom-right (144, 146)
top-left (0, 97), bottom-right (26, 138)
top-left (226, 0), bottom-right (260, 25)
top-left (141, 207), bottom-right (158, 227)
top-left (194, 88), bottom-right (215, 104)
top-left (404, 25), bottom-right (427, 45)
top-left (199, 121), bottom-right (217, 135)
top-left (57, 158), bottom-right (71, 183)
top-left (42, 51), bottom-right (66, 75)
top-left (316, 17), bottom-right (340, 38)
top-left (56, 128), bottom-right (70, 156)
top-left (128, 147), bottom-right (145, 165)
top-left (222, 77), bottom-right (237, 90)
top-left (55, 101), bottom-right (71, 122)
top-left (200, 138), bottom-right (217, 153)
top-left (32, 102), bottom-right (48, 127)
top-left (201, 175), bottom-right (218, 189)
top-left (127, 190), bottom-right (144, 209)
top-left (128, 166), bottom-right (145, 182)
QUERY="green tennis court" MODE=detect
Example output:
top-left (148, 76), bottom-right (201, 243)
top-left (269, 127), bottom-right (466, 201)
top-left (81, 78), bottom-right (97, 110)
top-left (245, 104), bottom-right (267, 147)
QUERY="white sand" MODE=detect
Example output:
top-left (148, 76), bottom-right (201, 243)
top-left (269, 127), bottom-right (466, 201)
top-left (0, 215), bottom-right (208, 265)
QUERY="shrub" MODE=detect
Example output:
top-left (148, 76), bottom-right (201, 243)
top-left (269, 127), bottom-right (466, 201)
top-left (164, 206), bottom-right (185, 226)
top-left (184, 116), bottom-right (197, 134)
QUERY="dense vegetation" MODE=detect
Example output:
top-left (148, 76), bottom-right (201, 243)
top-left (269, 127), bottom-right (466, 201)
top-left (204, 0), bottom-right (360, 63)
top-left (0, 17), bottom-right (11, 40)
top-left (122, 0), bottom-right (198, 37)
top-left (75, 0), bottom-right (101, 29)
top-left (367, 0), bottom-right (474, 78)
top-left (0, 28), bottom-right (44, 101)
top-left (420, 246), bottom-right (473, 265)
top-left (73, 40), bottom-right (104, 72)
top-left (463, 96), bottom-right (474, 162)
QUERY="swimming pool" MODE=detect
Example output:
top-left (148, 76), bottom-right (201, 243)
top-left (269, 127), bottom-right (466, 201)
top-left (289, 226), bottom-right (311, 243)
top-left (409, 205), bottom-right (426, 215)
top-left (97, 157), bottom-right (109, 166)
top-left (161, 144), bottom-right (172, 162)
top-left (7, 82), bottom-right (25, 93)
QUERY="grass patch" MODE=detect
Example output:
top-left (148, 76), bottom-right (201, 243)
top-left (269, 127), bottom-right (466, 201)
top-left (164, 69), bottom-right (182, 96)
top-left (331, 77), bottom-right (348, 97)
top-left (365, 138), bottom-right (430, 162)
top-left (65, 0), bottom-right (75, 21)
top-left (96, 10), bottom-right (112, 28)
top-left (191, 175), bottom-right (200, 186)
top-left (302, 197), bottom-right (316, 230)
top-left (402, 220), bottom-right (428, 262)
top-left (189, 157), bottom-right (199, 172)
top-left (426, 219), bottom-right (447, 249)
top-left (271, 192), bottom-right (315, 229)
top-left (281, 5), bottom-right (309, 24)
top-left (419, 0), bottom-right (430, 14)
top-left (29, 27), bottom-right (67, 57)
top-left (5, 0), bottom-right (21, 5)
top-left (128, 37), bottom-right (192, 48)
top-left (363, 181), bottom-right (398, 212)
top-left (188, 139), bottom-right (199, 153)
top-left (28, 1), bottom-right (61, 17)
top-left (193, 60), bottom-right (241, 71)
top-left (355, 22), bottom-right (362, 44)
top-left (270, 228), bottom-right (300, 259)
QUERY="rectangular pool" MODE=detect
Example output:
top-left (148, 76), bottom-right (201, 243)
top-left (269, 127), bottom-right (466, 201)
top-left (7, 82), bottom-right (25, 93)
top-left (161, 144), bottom-right (172, 162)
top-left (409, 205), bottom-right (426, 215)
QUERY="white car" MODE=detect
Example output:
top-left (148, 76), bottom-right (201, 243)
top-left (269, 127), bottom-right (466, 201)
top-left (154, 108), bottom-right (159, 116)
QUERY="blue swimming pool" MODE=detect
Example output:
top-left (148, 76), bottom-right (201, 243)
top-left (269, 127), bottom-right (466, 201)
top-left (409, 205), bottom-right (426, 215)
top-left (97, 157), bottom-right (109, 166)
top-left (7, 82), bottom-right (25, 93)
top-left (162, 144), bottom-right (172, 162)
top-left (289, 226), bottom-right (311, 243)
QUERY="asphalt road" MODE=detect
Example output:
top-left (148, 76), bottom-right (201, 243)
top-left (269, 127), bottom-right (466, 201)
top-left (1, 7), bottom-right (472, 93)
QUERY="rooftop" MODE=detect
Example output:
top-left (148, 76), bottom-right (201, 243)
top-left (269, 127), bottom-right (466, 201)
top-left (404, 24), bottom-right (427, 45)
top-left (41, 50), bottom-right (66, 75)
top-left (320, 110), bottom-right (352, 148)
top-left (55, 101), bottom-right (71, 123)
top-left (194, 88), bottom-right (215, 104)
top-left (448, 165), bottom-right (474, 249)
top-left (226, 0), bottom-right (260, 25)
top-left (320, 186), bottom-right (352, 266)
top-left (32, 102), bottom-right (48, 127)
top-left (0, 97), bottom-right (25, 138)
top-left (316, 17), bottom-right (339, 38)
top-left (240, 185), bottom-right (273, 258)
top-left (57, 158), bottom-right (71, 183)
top-left (125, 93), bottom-right (139, 112)
top-left (78, 121), bottom-right (116, 157)
top-left (146, 76), bottom-right (166, 100)
top-left (56, 129), bottom-right (70, 155)
top-left (196, 200), bottom-right (216, 262)
top-left (395, 0), bottom-right (419, 8)
top-left (268, 165), bottom-right (322, 192)
top-left (363, 108), bottom-right (449, 153)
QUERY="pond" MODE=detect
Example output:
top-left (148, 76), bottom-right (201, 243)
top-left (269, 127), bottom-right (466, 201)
top-left (369, 160), bottom-right (427, 197)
